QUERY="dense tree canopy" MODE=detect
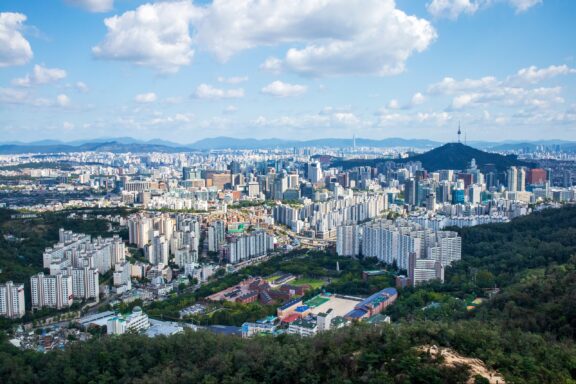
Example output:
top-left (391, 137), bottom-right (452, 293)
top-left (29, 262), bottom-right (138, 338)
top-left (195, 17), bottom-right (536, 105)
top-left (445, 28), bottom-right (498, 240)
top-left (1, 206), bottom-right (576, 383)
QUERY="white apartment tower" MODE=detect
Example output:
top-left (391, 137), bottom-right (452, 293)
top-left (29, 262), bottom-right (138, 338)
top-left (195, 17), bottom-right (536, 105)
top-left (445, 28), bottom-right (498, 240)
top-left (0, 281), bottom-right (25, 319)
top-left (336, 225), bottom-right (360, 256)
top-left (68, 267), bottom-right (99, 302)
top-left (30, 272), bottom-right (73, 310)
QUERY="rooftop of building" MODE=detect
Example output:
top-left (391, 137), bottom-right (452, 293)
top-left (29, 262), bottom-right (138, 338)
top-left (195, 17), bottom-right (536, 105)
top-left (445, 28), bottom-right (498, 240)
top-left (355, 287), bottom-right (398, 310)
top-left (279, 297), bottom-right (303, 311)
top-left (345, 308), bottom-right (368, 319)
top-left (290, 318), bottom-right (317, 329)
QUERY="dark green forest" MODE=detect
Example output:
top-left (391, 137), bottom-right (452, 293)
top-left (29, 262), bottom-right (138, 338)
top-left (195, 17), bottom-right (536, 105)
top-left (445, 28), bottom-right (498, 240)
top-left (0, 208), bottom-right (131, 285)
top-left (1, 206), bottom-right (576, 383)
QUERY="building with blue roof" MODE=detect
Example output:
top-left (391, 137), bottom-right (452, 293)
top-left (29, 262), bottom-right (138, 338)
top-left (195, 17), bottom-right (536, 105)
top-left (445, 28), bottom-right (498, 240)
top-left (345, 287), bottom-right (397, 320)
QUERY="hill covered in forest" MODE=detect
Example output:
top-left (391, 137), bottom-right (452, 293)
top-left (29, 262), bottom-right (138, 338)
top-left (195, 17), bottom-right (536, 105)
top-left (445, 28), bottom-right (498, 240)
top-left (1, 206), bottom-right (576, 383)
top-left (334, 142), bottom-right (531, 172)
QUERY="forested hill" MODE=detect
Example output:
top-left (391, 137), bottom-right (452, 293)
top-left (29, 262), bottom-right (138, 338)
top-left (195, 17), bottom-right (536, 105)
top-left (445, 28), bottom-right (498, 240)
top-left (1, 206), bottom-right (576, 383)
top-left (333, 142), bottom-right (531, 171)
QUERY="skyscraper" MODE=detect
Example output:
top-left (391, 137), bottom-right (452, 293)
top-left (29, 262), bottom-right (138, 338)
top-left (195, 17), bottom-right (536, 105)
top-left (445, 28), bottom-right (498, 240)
top-left (507, 166), bottom-right (518, 192)
top-left (308, 161), bottom-right (323, 184)
top-left (404, 178), bottom-right (418, 207)
top-left (426, 192), bottom-right (436, 212)
top-left (517, 167), bottom-right (526, 192)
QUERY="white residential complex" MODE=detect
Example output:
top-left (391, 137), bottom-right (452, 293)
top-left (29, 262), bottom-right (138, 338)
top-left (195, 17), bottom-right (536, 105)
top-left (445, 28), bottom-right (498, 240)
top-left (0, 282), bottom-right (26, 319)
top-left (336, 225), bottom-right (360, 256)
top-left (223, 230), bottom-right (275, 264)
top-left (273, 192), bottom-right (387, 238)
top-left (43, 230), bottom-right (125, 274)
top-left (30, 272), bottom-right (73, 310)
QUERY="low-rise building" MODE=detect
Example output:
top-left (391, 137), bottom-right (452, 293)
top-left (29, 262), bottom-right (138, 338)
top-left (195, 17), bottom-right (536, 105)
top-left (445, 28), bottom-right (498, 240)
top-left (106, 306), bottom-right (149, 335)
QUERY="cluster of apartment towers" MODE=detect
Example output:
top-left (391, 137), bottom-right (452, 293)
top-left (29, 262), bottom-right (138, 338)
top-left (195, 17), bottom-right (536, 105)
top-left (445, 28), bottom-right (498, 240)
top-left (127, 213), bottom-right (275, 267)
top-left (0, 229), bottom-right (126, 319)
top-left (337, 219), bottom-right (462, 286)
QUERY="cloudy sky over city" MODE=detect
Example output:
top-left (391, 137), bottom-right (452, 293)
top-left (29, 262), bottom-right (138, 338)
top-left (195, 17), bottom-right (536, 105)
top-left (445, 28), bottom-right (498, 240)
top-left (0, 0), bottom-right (575, 143)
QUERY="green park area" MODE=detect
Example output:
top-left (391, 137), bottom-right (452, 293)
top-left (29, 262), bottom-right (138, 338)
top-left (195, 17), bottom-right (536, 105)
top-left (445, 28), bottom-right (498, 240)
top-left (291, 277), bottom-right (326, 290)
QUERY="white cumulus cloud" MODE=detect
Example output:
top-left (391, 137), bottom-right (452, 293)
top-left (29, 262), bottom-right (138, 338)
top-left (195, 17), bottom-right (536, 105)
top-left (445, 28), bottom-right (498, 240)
top-left (411, 92), bottom-right (426, 106)
top-left (0, 12), bottom-right (33, 67)
top-left (13, 64), bottom-right (67, 87)
top-left (427, 0), bottom-right (542, 19)
top-left (134, 92), bottom-right (157, 103)
top-left (261, 81), bottom-right (307, 97)
top-left (508, 0), bottom-right (542, 13)
top-left (260, 57), bottom-right (283, 73)
top-left (92, 1), bottom-right (199, 73)
top-left (94, 0), bottom-right (435, 76)
top-left (217, 76), bottom-right (248, 84)
top-left (56, 94), bottom-right (71, 107)
top-left (387, 99), bottom-right (401, 109)
top-left (427, 0), bottom-right (479, 20)
top-left (194, 0), bottom-right (436, 76)
top-left (65, 0), bottom-right (114, 13)
top-left (510, 64), bottom-right (576, 84)
top-left (75, 81), bottom-right (89, 93)
top-left (193, 84), bottom-right (244, 99)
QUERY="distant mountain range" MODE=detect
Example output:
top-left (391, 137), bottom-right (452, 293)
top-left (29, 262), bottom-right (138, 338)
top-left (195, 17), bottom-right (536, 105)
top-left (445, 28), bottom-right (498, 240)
top-left (0, 141), bottom-right (191, 155)
top-left (333, 142), bottom-right (532, 172)
top-left (0, 136), bottom-right (574, 154)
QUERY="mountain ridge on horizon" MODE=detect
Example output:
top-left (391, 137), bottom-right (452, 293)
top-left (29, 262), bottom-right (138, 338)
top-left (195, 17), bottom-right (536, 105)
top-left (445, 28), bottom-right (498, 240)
top-left (1, 136), bottom-right (575, 151)
top-left (332, 142), bottom-right (533, 172)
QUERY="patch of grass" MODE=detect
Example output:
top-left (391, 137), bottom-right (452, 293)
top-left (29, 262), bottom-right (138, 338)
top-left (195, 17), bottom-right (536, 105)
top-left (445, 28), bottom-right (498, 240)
top-left (291, 277), bottom-right (325, 289)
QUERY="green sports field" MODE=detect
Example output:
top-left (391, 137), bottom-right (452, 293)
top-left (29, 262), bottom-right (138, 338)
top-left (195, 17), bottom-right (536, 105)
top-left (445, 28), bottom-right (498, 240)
top-left (305, 295), bottom-right (331, 308)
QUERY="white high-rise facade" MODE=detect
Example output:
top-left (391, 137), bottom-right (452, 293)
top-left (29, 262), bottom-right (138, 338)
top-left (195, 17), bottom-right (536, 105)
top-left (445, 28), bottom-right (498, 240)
top-left (0, 281), bottom-right (25, 319)
top-left (336, 225), bottom-right (360, 256)
top-left (362, 219), bottom-right (461, 274)
top-left (68, 267), bottom-right (99, 302)
top-left (30, 272), bottom-right (73, 310)
top-left (308, 161), bottom-right (323, 184)
top-left (507, 167), bottom-right (518, 192)
top-left (225, 230), bottom-right (274, 264)
top-left (208, 221), bottom-right (226, 252)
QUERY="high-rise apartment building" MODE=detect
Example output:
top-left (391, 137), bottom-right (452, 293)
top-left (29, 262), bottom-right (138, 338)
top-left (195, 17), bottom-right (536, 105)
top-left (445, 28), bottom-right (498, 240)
top-left (223, 230), bottom-right (274, 264)
top-left (336, 225), bottom-right (360, 256)
top-left (0, 281), bottom-right (25, 319)
top-left (507, 167), bottom-right (518, 192)
top-left (30, 272), bottom-right (73, 310)
top-left (67, 267), bottom-right (99, 302)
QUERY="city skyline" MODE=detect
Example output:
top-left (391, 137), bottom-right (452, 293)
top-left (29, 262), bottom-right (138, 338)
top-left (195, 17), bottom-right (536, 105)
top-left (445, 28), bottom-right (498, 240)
top-left (1, 0), bottom-right (575, 143)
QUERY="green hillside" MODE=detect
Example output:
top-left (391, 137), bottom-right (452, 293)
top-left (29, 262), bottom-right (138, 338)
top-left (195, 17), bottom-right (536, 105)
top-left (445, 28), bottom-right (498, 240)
top-left (334, 142), bottom-right (531, 172)
top-left (1, 207), bottom-right (576, 383)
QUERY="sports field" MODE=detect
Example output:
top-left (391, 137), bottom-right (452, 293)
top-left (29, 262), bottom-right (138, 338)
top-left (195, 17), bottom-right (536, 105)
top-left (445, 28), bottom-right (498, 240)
top-left (309, 295), bottom-right (363, 318)
top-left (305, 295), bottom-right (331, 308)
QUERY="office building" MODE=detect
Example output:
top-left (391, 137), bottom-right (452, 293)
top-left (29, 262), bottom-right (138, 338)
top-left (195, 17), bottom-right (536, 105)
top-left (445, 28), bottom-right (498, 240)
top-left (308, 161), bottom-right (323, 184)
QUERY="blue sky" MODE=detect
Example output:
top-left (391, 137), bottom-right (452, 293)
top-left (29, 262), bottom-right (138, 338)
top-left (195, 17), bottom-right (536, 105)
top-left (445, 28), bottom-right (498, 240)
top-left (0, 0), bottom-right (575, 143)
